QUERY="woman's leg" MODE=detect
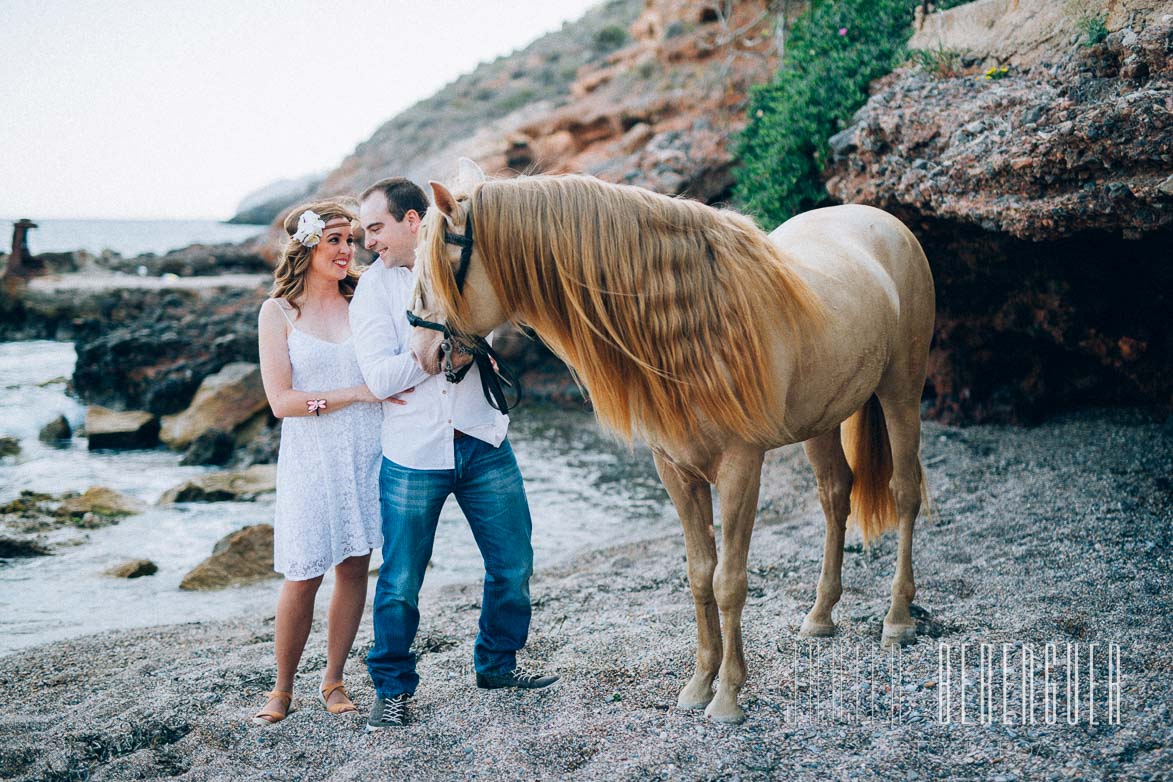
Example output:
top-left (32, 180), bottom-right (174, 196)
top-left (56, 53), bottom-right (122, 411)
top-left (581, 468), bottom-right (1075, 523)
top-left (258, 575), bottom-right (323, 719)
top-left (322, 553), bottom-right (372, 706)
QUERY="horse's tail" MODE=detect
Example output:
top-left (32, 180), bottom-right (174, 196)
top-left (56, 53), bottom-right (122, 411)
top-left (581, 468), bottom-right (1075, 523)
top-left (842, 395), bottom-right (896, 544)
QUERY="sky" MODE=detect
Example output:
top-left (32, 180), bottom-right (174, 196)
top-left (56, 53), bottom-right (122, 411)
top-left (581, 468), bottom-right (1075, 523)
top-left (0, 0), bottom-right (602, 220)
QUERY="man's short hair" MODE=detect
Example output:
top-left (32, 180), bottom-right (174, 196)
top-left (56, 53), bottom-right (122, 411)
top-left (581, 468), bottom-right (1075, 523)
top-left (361, 177), bottom-right (429, 222)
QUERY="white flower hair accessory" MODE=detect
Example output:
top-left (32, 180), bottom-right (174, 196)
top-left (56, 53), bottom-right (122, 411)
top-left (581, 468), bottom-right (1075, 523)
top-left (292, 209), bottom-right (326, 247)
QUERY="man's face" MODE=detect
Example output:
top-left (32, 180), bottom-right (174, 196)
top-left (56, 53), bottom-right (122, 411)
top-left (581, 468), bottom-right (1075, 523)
top-left (360, 192), bottom-right (419, 269)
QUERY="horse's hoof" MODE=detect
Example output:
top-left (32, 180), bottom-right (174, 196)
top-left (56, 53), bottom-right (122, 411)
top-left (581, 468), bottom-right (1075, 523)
top-left (881, 623), bottom-right (916, 649)
top-left (704, 699), bottom-right (746, 724)
top-left (676, 686), bottom-right (714, 710)
top-left (799, 617), bottom-right (836, 638)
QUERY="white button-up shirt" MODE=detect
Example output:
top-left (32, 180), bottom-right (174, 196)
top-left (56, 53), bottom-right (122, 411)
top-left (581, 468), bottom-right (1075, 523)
top-left (349, 261), bottom-right (509, 470)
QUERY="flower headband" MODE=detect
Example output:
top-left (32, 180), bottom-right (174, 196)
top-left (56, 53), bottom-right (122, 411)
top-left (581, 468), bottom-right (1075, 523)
top-left (292, 209), bottom-right (326, 247)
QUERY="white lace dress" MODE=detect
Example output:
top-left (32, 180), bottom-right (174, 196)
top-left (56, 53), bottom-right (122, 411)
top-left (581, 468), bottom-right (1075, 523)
top-left (272, 308), bottom-right (383, 581)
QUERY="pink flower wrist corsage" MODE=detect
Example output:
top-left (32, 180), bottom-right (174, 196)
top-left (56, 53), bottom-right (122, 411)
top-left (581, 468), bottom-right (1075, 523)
top-left (307, 399), bottom-right (327, 416)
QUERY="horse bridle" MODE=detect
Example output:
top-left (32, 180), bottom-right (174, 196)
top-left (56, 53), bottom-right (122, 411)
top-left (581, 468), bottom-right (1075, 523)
top-left (405, 208), bottom-right (521, 415)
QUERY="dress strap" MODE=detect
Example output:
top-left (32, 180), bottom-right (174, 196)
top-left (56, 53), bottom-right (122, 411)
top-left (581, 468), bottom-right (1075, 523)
top-left (274, 299), bottom-right (297, 327)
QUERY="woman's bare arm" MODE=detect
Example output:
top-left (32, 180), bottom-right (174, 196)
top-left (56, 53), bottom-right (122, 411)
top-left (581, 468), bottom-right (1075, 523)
top-left (257, 299), bottom-right (406, 418)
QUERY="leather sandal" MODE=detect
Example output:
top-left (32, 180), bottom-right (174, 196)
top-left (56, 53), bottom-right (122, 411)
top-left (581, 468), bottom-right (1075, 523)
top-left (320, 681), bottom-right (357, 715)
top-left (252, 689), bottom-right (293, 725)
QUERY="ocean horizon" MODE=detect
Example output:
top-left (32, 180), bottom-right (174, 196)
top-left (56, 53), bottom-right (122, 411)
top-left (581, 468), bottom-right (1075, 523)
top-left (0, 218), bottom-right (268, 258)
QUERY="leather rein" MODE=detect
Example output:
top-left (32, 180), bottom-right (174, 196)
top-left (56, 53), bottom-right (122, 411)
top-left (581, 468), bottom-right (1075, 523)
top-left (405, 210), bottom-right (520, 415)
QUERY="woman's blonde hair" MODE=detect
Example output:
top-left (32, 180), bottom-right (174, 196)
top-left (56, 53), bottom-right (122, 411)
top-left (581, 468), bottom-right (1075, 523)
top-left (270, 199), bottom-right (361, 314)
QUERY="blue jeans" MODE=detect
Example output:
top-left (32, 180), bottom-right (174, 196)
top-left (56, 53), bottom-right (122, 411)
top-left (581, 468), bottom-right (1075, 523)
top-left (367, 436), bottom-right (534, 698)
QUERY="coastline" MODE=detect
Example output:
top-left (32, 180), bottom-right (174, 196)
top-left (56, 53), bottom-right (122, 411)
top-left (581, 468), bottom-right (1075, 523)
top-left (1, 409), bottom-right (1169, 780)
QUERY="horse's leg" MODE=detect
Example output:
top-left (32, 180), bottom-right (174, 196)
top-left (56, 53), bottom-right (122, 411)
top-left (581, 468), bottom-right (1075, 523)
top-left (876, 394), bottom-right (924, 649)
top-left (799, 427), bottom-right (853, 637)
top-left (706, 445), bottom-right (765, 724)
top-left (653, 452), bottom-right (720, 710)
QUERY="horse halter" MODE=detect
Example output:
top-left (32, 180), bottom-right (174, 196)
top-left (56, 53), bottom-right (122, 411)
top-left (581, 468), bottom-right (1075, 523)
top-left (405, 207), bottom-right (521, 415)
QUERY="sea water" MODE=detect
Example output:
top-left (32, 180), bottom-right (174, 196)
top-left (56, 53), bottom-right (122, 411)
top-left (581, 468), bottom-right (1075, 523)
top-left (0, 341), bottom-right (674, 655)
top-left (0, 218), bottom-right (267, 257)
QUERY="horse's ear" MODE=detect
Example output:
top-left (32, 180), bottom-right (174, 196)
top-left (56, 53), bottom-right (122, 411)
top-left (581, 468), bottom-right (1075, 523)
top-left (429, 180), bottom-right (463, 225)
top-left (457, 157), bottom-right (486, 185)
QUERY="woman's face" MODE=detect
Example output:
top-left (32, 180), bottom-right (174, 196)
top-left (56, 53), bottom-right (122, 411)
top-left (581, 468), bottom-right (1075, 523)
top-left (308, 217), bottom-right (355, 282)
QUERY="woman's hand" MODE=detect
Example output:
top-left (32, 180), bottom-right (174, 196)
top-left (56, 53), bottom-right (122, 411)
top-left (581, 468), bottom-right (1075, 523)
top-left (354, 385), bottom-right (414, 406)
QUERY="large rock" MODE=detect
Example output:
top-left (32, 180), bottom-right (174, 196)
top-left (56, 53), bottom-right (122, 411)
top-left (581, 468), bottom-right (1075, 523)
top-left (98, 242), bottom-right (269, 277)
top-left (0, 536), bottom-right (50, 557)
top-left (179, 429), bottom-right (236, 466)
top-left (0, 488), bottom-right (142, 534)
top-left (159, 464), bottom-right (277, 504)
top-left (0, 437), bottom-right (19, 458)
top-left (106, 559), bottom-right (158, 578)
top-left (160, 362), bottom-right (268, 450)
top-left (179, 524), bottom-right (277, 590)
top-left (825, 7), bottom-right (1173, 422)
top-left (38, 415), bottom-right (72, 443)
top-left (232, 420), bottom-right (281, 467)
top-left (56, 487), bottom-right (146, 519)
top-left (71, 285), bottom-right (265, 415)
top-left (85, 406), bottom-right (159, 450)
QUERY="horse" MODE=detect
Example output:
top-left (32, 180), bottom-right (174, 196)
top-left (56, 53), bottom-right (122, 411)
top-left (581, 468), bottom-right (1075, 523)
top-left (408, 159), bottom-right (935, 723)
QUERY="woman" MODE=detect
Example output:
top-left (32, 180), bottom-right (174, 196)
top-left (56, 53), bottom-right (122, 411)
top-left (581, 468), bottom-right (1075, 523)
top-left (253, 200), bottom-right (403, 724)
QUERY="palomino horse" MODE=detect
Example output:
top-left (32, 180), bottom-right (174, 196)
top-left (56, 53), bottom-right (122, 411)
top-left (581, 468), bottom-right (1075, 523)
top-left (409, 160), bottom-right (935, 723)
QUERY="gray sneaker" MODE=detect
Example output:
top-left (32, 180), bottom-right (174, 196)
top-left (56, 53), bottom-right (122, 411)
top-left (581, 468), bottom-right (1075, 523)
top-left (476, 666), bottom-right (559, 690)
top-left (366, 693), bottom-right (410, 730)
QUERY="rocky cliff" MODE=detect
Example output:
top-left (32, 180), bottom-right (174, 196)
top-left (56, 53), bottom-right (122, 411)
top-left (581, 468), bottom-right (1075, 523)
top-left (826, 0), bottom-right (1172, 422)
top-left (300, 0), bottom-right (796, 212)
top-left (312, 0), bottom-right (645, 198)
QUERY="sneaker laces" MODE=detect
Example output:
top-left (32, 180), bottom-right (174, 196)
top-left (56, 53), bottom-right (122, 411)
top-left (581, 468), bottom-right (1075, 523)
top-left (510, 666), bottom-right (544, 685)
top-left (380, 694), bottom-right (408, 722)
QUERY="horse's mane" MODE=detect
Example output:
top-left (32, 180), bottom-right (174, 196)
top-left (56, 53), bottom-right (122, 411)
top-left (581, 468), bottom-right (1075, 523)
top-left (423, 174), bottom-right (825, 445)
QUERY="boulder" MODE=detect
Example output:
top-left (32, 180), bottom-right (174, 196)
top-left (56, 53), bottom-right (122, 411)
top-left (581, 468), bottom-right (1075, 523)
top-left (85, 406), bottom-right (159, 450)
top-left (57, 487), bottom-right (146, 519)
top-left (0, 436), bottom-right (19, 458)
top-left (179, 524), bottom-right (277, 590)
top-left (0, 536), bottom-right (50, 557)
top-left (232, 420), bottom-right (281, 467)
top-left (160, 362), bottom-right (268, 450)
top-left (38, 415), bottom-right (72, 443)
top-left (179, 429), bottom-right (236, 466)
top-left (106, 559), bottom-right (158, 578)
top-left (70, 285), bottom-right (264, 415)
top-left (159, 464), bottom-right (277, 504)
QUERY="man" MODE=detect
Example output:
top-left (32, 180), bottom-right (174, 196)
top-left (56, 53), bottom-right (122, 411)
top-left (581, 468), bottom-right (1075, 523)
top-left (350, 177), bottom-right (557, 730)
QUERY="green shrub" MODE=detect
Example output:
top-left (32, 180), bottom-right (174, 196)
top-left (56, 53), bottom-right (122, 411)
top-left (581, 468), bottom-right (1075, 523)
top-left (910, 44), bottom-right (967, 78)
top-left (594, 24), bottom-right (628, 52)
top-left (497, 89), bottom-right (538, 114)
top-left (735, 0), bottom-right (970, 228)
top-left (1078, 13), bottom-right (1108, 46)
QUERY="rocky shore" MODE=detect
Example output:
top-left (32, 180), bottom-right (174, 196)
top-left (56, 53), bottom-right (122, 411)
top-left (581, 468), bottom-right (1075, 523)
top-left (0, 409), bottom-right (1168, 781)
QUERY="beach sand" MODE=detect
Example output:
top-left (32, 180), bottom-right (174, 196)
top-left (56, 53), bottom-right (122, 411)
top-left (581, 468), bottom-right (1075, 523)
top-left (1, 410), bottom-right (1169, 781)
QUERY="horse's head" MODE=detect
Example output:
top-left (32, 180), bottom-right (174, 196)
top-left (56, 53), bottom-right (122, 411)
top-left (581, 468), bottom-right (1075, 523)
top-left (409, 158), bottom-right (509, 375)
